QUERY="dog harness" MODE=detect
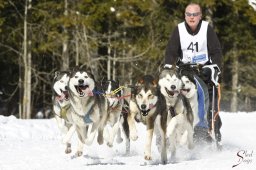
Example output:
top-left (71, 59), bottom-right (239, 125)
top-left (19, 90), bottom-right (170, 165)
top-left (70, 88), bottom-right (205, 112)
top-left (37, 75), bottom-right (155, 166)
top-left (169, 106), bottom-right (176, 117)
top-left (60, 104), bottom-right (71, 119)
top-left (72, 106), bottom-right (93, 124)
top-left (168, 94), bottom-right (182, 118)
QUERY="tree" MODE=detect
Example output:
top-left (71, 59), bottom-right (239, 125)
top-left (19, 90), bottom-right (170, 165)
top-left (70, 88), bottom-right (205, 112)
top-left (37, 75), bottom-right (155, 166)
top-left (214, 0), bottom-right (256, 111)
top-left (22, 0), bottom-right (32, 119)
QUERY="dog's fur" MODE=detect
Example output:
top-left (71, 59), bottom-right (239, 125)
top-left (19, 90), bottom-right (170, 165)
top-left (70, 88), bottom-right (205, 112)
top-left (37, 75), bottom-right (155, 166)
top-left (158, 67), bottom-right (194, 162)
top-left (100, 79), bottom-right (130, 154)
top-left (127, 75), bottom-right (168, 164)
top-left (64, 67), bottom-right (108, 157)
top-left (52, 71), bottom-right (73, 154)
top-left (180, 73), bottom-right (199, 128)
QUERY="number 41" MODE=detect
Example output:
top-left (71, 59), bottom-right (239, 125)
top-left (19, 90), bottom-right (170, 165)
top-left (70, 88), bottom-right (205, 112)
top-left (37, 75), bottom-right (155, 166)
top-left (187, 42), bottom-right (198, 52)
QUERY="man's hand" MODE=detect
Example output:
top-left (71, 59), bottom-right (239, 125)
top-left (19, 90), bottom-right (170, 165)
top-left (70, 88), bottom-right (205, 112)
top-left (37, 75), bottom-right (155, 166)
top-left (201, 64), bottom-right (221, 86)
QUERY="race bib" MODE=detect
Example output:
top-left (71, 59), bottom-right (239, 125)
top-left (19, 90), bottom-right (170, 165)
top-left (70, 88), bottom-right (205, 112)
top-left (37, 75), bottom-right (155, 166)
top-left (192, 54), bottom-right (207, 63)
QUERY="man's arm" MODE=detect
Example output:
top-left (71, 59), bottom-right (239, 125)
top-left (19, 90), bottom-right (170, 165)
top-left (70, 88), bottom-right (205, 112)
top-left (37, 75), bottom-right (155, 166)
top-left (165, 26), bottom-right (181, 65)
top-left (207, 25), bottom-right (222, 68)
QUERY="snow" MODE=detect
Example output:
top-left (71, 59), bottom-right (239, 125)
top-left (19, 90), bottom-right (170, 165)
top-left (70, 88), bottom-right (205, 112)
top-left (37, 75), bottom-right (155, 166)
top-left (0, 112), bottom-right (256, 170)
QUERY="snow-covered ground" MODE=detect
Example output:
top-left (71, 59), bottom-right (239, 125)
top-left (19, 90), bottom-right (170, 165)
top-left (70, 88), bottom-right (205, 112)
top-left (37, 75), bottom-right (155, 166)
top-left (0, 112), bottom-right (255, 170)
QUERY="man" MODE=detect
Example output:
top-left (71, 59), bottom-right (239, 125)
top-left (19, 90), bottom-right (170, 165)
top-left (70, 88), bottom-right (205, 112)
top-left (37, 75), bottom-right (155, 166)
top-left (164, 3), bottom-right (222, 148)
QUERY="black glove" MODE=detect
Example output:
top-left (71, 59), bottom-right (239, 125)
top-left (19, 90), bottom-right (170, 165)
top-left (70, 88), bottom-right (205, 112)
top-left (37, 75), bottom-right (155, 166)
top-left (201, 64), bottom-right (221, 86)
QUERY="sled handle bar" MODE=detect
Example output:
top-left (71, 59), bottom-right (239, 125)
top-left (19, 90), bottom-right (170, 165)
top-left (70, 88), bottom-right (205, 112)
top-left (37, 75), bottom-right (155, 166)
top-left (178, 63), bottom-right (202, 68)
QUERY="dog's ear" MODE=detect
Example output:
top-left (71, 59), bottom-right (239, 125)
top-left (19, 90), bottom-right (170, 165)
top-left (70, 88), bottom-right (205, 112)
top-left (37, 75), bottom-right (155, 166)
top-left (152, 79), bottom-right (157, 88)
top-left (66, 70), bottom-right (71, 76)
top-left (54, 71), bottom-right (60, 79)
top-left (137, 78), bottom-right (144, 86)
top-left (158, 64), bottom-right (163, 72)
top-left (115, 79), bottom-right (120, 86)
top-left (71, 66), bottom-right (79, 72)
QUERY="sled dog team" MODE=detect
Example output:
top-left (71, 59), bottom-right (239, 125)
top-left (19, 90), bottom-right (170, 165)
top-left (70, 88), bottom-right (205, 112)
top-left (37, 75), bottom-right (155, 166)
top-left (53, 65), bottom-right (220, 164)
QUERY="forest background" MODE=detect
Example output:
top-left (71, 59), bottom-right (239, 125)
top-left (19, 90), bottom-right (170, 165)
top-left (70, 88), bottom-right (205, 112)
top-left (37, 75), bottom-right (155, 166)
top-left (0, 0), bottom-right (255, 119)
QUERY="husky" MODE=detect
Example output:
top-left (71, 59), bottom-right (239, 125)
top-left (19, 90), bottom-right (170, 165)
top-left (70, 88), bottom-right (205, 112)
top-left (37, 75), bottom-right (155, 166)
top-left (64, 67), bottom-right (108, 157)
top-left (127, 75), bottom-right (168, 164)
top-left (158, 67), bottom-right (194, 162)
top-left (52, 71), bottom-right (73, 154)
top-left (100, 79), bottom-right (130, 154)
top-left (180, 72), bottom-right (199, 128)
top-left (181, 65), bottom-right (222, 148)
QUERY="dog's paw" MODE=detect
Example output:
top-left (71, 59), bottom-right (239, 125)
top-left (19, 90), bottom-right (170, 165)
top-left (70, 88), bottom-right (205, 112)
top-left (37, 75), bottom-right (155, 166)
top-left (130, 131), bottom-right (138, 141)
top-left (97, 136), bottom-right (104, 145)
top-left (130, 135), bottom-right (138, 141)
top-left (75, 151), bottom-right (83, 157)
top-left (216, 141), bottom-right (223, 151)
top-left (144, 155), bottom-right (152, 160)
top-left (65, 147), bottom-right (72, 154)
top-left (116, 137), bottom-right (123, 144)
top-left (65, 143), bottom-right (72, 154)
top-left (107, 142), bottom-right (113, 147)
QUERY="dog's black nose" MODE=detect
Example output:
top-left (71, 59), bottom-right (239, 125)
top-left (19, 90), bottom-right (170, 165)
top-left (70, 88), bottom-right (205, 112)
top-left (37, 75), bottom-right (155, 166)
top-left (65, 86), bottom-right (68, 90)
top-left (171, 85), bottom-right (176, 90)
top-left (78, 79), bottom-right (84, 84)
top-left (141, 104), bottom-right (146, 110)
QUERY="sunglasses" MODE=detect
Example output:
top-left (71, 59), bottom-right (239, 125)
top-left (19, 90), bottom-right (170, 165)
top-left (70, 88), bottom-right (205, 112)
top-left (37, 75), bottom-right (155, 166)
top-left (185, 12), bottom-right (201, 17)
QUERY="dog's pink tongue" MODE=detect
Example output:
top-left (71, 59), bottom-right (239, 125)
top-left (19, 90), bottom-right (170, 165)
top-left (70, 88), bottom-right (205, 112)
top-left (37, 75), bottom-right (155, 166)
top-left (56, 93), bottom-right (65, 101)
top-left (181, 90), bottom-right (188, 95)
top-left (149, 104), bottom-right (154, 109)
top-left (84, 88), bottom-right (93, 96)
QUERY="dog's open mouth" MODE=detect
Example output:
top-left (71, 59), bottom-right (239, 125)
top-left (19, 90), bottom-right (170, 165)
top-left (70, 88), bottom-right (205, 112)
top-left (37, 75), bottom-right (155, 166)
top-left (181, 88), bottom-right (190, 93)
top-left (165, 87), bottom-right (179, 97)
top-left (63, 90), bottom-right (69, 100)
top-left (56, 90), bottom-right (69, 102)
top-left (75, 85), bottom-right (89, 97)
top-left (141, 110), bottom-right (149, 116)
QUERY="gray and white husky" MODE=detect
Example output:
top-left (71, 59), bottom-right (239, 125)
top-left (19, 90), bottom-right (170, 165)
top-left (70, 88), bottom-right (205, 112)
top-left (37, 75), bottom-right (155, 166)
top-left (180, 74), bottom-right (199, 128)
top-left (158, 67), bottom-right (194, 162)
top-left (127, 75), bottom-right (168, 164)
top-left (52, 71), bottom-right (73, 154)
top-left (101, 79), bottom-right (130, 154)
top-left (64, 67), bottom-right (108, 157)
